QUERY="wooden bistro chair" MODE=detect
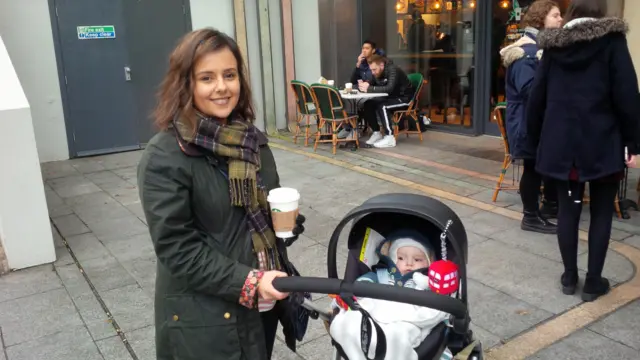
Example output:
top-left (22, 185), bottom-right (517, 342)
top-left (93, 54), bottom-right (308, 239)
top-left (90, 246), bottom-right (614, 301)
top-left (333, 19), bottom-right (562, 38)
top-left (492, 103), bottom-right (522, 202)
top-left (310, 84), bottom-right (359, 155)
top-left (290, 80), bottom-right (318, 146)
top-left (392, 73), bottom-right (425, 142)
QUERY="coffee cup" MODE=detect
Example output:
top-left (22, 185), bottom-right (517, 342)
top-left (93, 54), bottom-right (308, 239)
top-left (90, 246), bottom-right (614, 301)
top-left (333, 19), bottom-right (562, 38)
top-left (267, 187), bottom-right (301, 238)
top-left (327, 80), bottom-right (335, 86)
top-left (345, 82), bottom-right (353, 91)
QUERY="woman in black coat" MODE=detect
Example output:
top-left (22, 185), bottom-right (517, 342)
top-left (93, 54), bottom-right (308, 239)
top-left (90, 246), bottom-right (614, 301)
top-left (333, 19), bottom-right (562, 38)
top-left (527, 0), bottom-right (640, 302)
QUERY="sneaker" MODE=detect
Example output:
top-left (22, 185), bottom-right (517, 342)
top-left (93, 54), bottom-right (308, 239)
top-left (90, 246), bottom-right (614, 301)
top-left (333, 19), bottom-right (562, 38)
top-left (561, 271), bottom-right (579, 295)
top-left (366, 131), bottom-right (382, 145)
top-left (521, 211), bottom-right (557, 234)
top-left (373, 135), bottom-right (396, 148)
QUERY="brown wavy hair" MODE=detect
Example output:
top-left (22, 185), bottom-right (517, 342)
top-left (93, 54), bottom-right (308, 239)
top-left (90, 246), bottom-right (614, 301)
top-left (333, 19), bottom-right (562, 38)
top-left (522, 0), bottom-right (560, 29)
top-left (153, 28), bottom-right (254, 133)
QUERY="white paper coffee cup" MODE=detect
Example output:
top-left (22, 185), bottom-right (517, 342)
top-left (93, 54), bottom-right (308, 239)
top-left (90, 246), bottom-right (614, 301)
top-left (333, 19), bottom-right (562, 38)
top-left (328, 80), bottom-right (335, 86)
top-left (345, 82), bottom-right (353, 90)
top-left (267, 187), bottom-right (301, 238)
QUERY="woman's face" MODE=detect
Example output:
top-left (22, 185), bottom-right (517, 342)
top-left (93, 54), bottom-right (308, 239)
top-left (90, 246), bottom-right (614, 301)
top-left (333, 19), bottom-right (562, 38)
top-left (192, 47), bottom-right (240, 119)
top-left (544, 7), bottom-right (563, 29)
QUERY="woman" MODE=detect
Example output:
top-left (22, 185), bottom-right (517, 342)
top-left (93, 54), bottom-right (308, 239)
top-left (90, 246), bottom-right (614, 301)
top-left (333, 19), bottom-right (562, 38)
top-left (138, 28), bottom-right (303, 359)
top-left (499, 0), bottom-right (563, 234)
top-left (527, 0), bottom-right (640, 302)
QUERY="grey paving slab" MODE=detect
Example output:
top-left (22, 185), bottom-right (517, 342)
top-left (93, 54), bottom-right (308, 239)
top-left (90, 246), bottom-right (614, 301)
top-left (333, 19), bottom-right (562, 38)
top-left (528, 329), bottom-right (640, 360)
top-left (272, 339), bottom-right (305, 360)
top-left (40, 161), bottom-right (80, 180)
top-left (470, 323), bottom-right (502, 350)
top-left (44, 184), bottom-right (73, 218)
top-left (467, 231), bottom-right (490, 247)
top-left (623, 234), bottom-right (640, 249)
top-left (71, 291), bottom-right (116, 341)
top-left (0, 288), bottom-right (83, 346)
top-left (579, 219), bottom-right (633, 241)
top-left (55, 263), bottom-right (93, 298)
top-left (296, 334), bottom-right (333, 360)
top-left (100, 284), bottom-right (154, 333)
top-left (297, 206), bottom-right (340, 245)
top-left (1, 348), bottom-right (5, 360)
top-left (94, 151), bottom-right (142, 171)
top-left (438, 198), bottom-right (483, 218)
top-left (589, 300), bottom-right (640, 351)
top-left (51, 223), bottom-right (65, 248)
top-left (120, 255), bottom-right (157, 292)
top-left (5, 326), bottom-right (103, 360)
top-left (69, 158), bottom-right (108, 174)
top-left (85, 170), bottom-right (126, 187)
top-left (460, 211), bottom-right (521, 238)
top-left (47, 175), bottom-right (103, 198)
top-left (103, 233), bottom-right (154, 263)
top-left (86, 215), bottom-right (148, 243)
top-left (467, 279), bottom-right (552, 341)
top-left (491, 227), bottom-right (587, 263)
top-left (469, 189), bottom-right (520, 208)
top-left (0, 265), bottom-right (62, 303)
top-left (59, 233), bottom-right (111, 266)
top-left (112, 166), bottom-right (138, 184)
top-left (51, 213), bottom-right (90, 237)
top-left (467, 240), bottom-right (583, 314)
top-left (126, 325), bottom-right (155, 360)
top-left (577, 249), bottom-right (634, 284)
top-left (95, 336), bottom-right (132, 360)
top-left (81, 254), bottom-right (138, 294)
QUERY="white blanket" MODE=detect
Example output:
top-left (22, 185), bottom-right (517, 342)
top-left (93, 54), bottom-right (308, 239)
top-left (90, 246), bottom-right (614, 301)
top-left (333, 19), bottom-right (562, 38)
top-left (330, 297), bottom-right (449, 360)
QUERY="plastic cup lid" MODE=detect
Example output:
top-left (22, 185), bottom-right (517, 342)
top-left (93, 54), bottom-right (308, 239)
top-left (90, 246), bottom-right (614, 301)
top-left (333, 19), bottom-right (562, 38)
top-left (267, 187), bottom-right (300, 203)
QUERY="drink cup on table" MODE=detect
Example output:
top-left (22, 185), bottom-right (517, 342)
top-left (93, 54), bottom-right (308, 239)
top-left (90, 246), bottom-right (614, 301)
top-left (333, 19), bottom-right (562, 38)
top-left (345, 82), bottom-right (353, 92)
top-left (267, 187), bottom-right (301, 238)
top-left (328, 80), bottom-right (335, 86)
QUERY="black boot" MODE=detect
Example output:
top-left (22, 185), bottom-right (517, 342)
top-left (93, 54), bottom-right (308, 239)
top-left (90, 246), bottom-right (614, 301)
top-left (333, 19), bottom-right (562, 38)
top-left (540, 201), bottom-right (558, 219)
top-left (582, 277), bottom-right (610, 302)
top-left (561, 271), bottom-right (579, 295)
top-left (521, 211), bottom-right (557, 234)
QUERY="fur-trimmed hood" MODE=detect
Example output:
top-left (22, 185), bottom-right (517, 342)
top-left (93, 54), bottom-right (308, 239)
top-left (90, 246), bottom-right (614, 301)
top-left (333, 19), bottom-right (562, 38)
top-left (538, 17), bottom-right (628, 49)
top-left (499, 35), bottom-right (542, 67)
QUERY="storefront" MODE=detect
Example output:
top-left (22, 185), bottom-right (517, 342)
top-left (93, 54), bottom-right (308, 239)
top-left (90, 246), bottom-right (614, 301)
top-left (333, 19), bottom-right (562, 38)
top-left (315, 0), bottom-right (577, 136)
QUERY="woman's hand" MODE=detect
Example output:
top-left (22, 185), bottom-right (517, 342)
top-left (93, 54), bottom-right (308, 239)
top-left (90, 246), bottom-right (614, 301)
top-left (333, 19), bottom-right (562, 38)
top-left (258, 271), bottom-right (289, 301)
top-left (626, 155), bottom-right (637, 168)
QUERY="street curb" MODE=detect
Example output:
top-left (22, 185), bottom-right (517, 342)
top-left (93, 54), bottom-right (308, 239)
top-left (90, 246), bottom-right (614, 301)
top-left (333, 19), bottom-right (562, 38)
top-left (268, 137), bottom-right (640, 360)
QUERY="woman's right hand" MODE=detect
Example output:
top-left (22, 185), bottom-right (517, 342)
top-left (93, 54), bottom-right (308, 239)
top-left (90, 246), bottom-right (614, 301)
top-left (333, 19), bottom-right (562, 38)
top-left (258, 271), bottom-right (289, 301)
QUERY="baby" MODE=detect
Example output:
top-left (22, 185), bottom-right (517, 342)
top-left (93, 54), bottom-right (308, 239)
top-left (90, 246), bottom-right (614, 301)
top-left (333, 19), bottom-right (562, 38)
top-left (329, 230), bottom-right (453, 360)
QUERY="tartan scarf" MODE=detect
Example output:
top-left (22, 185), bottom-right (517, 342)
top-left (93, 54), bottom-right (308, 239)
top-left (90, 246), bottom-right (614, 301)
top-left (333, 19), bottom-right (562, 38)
top-left (174, 111), bottom-right (280, 270)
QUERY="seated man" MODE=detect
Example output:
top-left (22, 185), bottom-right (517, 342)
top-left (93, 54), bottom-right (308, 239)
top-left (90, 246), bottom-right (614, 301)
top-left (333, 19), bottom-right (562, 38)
top-left (350, 40), bottom-right (385, 85)
top-left (360, 55), bottom-right (413, 148)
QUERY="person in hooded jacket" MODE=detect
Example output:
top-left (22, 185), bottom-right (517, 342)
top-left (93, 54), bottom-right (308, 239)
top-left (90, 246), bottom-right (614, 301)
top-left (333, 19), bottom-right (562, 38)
top-left (527, 0), bottom-right (640, 302)
top-left (500, 0), bottom-right (563, 234)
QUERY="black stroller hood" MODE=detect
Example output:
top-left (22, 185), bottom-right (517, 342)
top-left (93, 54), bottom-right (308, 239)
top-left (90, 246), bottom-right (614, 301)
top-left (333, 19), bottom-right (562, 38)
top-left (327, 193), bottom-right (469, 303)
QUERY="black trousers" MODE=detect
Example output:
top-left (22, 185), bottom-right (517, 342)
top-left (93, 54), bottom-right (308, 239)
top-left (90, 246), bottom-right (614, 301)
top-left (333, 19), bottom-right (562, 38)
top-left (556, 180), bottom-right (618, 278)
top-left (362, 97), bottom-right (410, 134)
top-left (520, 159), bottom-right (557, 213)
top-left (261, 307), bottom-right (279, 359)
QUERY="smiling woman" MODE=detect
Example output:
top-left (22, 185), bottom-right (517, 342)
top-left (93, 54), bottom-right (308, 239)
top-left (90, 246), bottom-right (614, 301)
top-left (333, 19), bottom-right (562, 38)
top-left (137, 28), bottom-right (306, 360)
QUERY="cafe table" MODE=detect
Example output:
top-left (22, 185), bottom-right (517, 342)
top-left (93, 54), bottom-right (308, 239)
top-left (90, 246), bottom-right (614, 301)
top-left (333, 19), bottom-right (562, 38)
top-left (339, 90), bottom-right (388, 136)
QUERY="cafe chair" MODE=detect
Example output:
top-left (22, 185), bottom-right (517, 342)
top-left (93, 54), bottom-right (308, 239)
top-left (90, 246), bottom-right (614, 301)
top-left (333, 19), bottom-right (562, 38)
top-left (392, 73), bottom-right (425, 142)
top-left (290, 80), bottom-right (318, 146)
top-left (492, 103), bottom-right (521, 202)
top-left (310, 84), bottom-right (359, 155)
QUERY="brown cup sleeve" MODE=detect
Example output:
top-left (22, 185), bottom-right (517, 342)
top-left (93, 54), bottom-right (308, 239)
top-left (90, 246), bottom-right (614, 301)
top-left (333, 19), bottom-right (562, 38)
top-left (271, 208), bottom-right (299, 233)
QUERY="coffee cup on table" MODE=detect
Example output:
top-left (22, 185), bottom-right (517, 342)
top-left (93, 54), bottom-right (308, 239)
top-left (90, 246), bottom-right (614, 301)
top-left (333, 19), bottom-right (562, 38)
top-left (267, 187), bottom-right (301, 238)
top-left (345, 82), bottom-right (353, 91)
top-left (327, 80), bottom-right (335, 86)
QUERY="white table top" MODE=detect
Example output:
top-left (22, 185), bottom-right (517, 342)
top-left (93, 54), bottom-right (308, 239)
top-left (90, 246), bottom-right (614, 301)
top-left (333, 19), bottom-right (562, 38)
top-left (340, 91), bottom-right (388, 100)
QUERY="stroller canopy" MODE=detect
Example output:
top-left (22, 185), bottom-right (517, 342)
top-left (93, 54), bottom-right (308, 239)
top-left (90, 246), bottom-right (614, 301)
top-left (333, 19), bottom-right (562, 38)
top-left (327, 193), bottom-right (469, 302)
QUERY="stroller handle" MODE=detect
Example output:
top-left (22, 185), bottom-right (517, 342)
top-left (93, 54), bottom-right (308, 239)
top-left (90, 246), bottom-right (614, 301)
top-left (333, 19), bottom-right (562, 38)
top-left (272, 276), bottom-right (467, 319)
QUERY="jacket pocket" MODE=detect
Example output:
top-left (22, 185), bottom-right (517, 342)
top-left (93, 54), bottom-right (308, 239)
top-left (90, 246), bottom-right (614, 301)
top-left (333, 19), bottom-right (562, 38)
top-left (164, 294), bottom-right (241, 360)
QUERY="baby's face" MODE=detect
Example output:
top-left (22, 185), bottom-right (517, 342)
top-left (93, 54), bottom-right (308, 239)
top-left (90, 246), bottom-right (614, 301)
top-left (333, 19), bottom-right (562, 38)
top-left (396, 246), bottom-right (428, 275)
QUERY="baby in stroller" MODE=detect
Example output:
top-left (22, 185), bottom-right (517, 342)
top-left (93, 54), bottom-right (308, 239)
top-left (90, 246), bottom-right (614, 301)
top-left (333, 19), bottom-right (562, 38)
top-left (329, 230), bottom-right (454, 360)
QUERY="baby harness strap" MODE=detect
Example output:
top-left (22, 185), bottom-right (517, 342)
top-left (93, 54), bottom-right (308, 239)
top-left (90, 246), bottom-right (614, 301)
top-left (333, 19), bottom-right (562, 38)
top-left (339, 282), bottom-right (387, 360)
top-left (376, 268), bottom-right (392, 286)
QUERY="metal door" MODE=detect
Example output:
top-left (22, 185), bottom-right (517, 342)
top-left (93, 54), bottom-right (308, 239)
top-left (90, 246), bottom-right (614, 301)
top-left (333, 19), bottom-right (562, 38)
top-left (123, 0), bottom-right (191, 146)
top-left (54, 0), bottom-right (140, 157)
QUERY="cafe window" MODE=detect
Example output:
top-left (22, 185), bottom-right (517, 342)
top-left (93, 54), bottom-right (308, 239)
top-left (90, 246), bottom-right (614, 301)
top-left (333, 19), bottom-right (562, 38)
top-left (362, 0), bottom-right (477, 129)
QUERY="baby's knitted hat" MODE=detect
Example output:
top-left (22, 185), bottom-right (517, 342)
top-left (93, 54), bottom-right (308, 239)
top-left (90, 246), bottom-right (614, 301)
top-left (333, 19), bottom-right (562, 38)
top-left (386, 230), bottom-right (434, 266)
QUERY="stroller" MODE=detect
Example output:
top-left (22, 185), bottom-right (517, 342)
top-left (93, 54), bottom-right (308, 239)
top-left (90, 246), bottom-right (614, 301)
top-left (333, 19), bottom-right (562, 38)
top-left (274, 193), bottom-right (483, 360)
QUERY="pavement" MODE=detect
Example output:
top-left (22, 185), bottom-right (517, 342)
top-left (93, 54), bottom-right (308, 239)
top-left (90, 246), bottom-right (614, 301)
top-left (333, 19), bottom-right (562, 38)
top-left (1, 130), bottom-right (639, 360)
